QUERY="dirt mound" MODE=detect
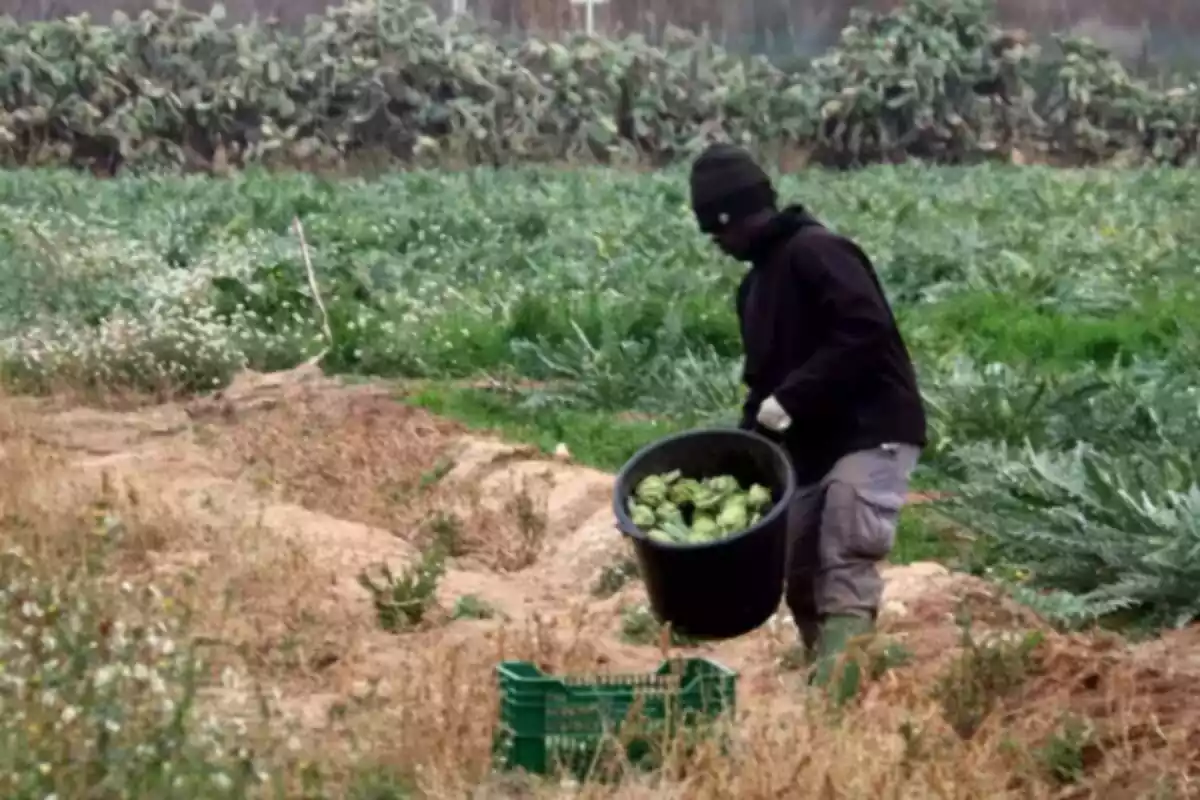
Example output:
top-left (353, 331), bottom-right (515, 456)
top-left (5, 365), bottom-right (1200, 797)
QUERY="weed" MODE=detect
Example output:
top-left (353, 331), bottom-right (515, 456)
top-left (821, 637), bottom-right (913, 709)
top-left (898, 719), bottom-right (928, 778)
top-left (869, 640), bottom-right (915, 679)
top-left (452, 594), bottom-right (498, 620)
top-left (591, 555), bottom-right (640, 598)
top-left (0, 536), bottom-right (266, 798)
top-left (1037, 714), bottom-right (1099, 785)
top-left (933, 610), bottom-right (1045, 739)
top-left (425, 510), bottom-right (465, 557)
top-left (619, 604), bottom-right (701, 647)
top-left (357, 543), bottom-right (447, 633)
top-left (418, 456), bottom-right (456, 490)
top-left (347, 764), bottom-right (419, 799)
top-left (387, 457), bottom-right (457, 505)
top-left (502, 480), bottom-right (547, 570)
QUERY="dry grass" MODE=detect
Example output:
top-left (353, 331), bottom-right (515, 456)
top-left (207, 388), bottom-right (555, 573)
top-left (1, 379), bottom-right (1199, 799)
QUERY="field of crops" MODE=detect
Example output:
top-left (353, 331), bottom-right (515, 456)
top-left (1, 163), bottom-right (1198, 634)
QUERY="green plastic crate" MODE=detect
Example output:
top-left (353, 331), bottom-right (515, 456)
top-left (493, 657), bottom-right (737, 777)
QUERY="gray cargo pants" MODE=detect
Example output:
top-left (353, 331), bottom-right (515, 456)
top-left (784, 444), bottom-right (919, 627)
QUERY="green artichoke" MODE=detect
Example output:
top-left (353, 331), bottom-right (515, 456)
top-left (668, 478), bottom-right (701, 506)
top-left (635, 469), bottom-right (774, 545)
top-left (655, 501), bottom-right (684, 525)
top-left (692, 488), bottom-right (722, 511)
top-left (635, 475), bottom-right (668, 506)
top-left (717, 501), bottom-right (749, 534)
top-left (707, 475), bottom-right (740, 497)
top-left (747, 483), bottom-right (772, 510)
top-left (691, 514), bottom-right (718, 539)
top-left (631, 503), bottom-right (656, 529)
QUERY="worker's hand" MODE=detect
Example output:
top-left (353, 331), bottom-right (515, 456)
top-left (756, 395), bottom-right (792, 433)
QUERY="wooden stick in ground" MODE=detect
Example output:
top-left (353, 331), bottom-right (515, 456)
top-left (292, 216), bottom-right (332, 366)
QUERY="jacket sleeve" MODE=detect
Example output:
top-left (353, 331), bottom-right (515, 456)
top-left (734, 274), bottom-right (761, 430)
top-left (772, 237), bottom-right (893, 423)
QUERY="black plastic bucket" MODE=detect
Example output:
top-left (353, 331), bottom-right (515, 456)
top-left (612, 428), bottom-right (797, 641)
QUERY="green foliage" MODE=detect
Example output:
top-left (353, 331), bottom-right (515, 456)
top-left (2, 0), bottom-right (1200, 171)
top-left (940, 438), bottom-right (1200, 630)
top-left (890, 507), bottom-right (964, 565)
top-left (0, 546), bottom-right (262, 798)
top-left (0, 203), bottom-right (313, 393)
top-left (619, 604), bottom-right (701, 647)
top-left (933, 612), bottom-right (1045, 739)
top-left (357, 543), bottom-right (447, 633)
top-left (424, 510), bottom-right (465, 558)
top-left (591, 555), bottom-right (640, 598)
top-left (451, 594), bottom-right (498, 620)
top-left (407, 384), bottom-right (695, 472)
top-left (1035, 714), bottom-right (1098, 786)
top-left (4, 163), bottom-right (1196, 402)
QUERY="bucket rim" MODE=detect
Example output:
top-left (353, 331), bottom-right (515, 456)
top-left (612, 426), bottom-right (797, 549)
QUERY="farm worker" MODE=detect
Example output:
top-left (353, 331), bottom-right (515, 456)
top-left (688, 143), bottom-right (928, 689)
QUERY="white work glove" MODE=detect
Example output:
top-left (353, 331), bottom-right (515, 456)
top-left (756, 395), bottom-right (792, 433)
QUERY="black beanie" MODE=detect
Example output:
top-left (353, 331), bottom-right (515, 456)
top-left (689, 143), bottom-right (776, 234)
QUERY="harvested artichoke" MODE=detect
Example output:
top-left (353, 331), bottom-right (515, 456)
top-left (668, 478), bottom-right (701, 506)
top-left (635, 475), bottom-right (668, 506)
top-left (691, 514), bottom-right (718, 539)
top-left (656, 501), bottom-right (684, 525)
top-left (716, 500), bottom-right (748, 534)
top-left (692, 487), bottom-right (723, 511)
top-left (631, 503), bottom-right (657, 529)
top-left (707, 475), bottom-right (740, 497)
top-left (747, 483), bottom-right (772, 510)
top-left (628, 470), bottom-right (778, 546)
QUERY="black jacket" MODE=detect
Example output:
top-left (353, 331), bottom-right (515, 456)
top-left (735, 206), bottom-right (927, 484)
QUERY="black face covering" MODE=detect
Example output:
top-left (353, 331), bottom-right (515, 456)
top-left (689, 143), bottom-right (776, 236)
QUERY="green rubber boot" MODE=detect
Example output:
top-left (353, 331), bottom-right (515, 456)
top-left (808, 614), bottom-right (875, 690)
